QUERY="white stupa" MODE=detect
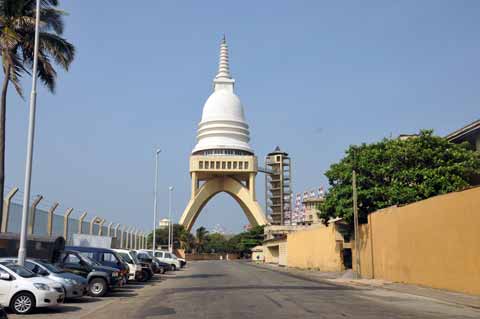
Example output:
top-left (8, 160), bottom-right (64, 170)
top-left (192, 36), bottom-right (253, 155)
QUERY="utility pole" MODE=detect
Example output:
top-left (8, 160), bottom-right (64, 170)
top-left (353, 169), bottom-right (361, 279)
top-left (18, 0), bottom-right (41, 266)
top-left (152, 149), bottom-right (161, 256)
top-left (168, 186), bottom-right (174, 253)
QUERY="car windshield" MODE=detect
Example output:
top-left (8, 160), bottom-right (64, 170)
top-left (36, 260), bottom-right (62, 273)
top-left (3, 263), bottom-right (36, 278)
top-left (118, 253), bottom-right (133, 264)
top-left (128, 251), bottom-right (139, 263)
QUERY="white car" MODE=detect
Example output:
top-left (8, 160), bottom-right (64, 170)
top-left (141, 250), bottom-right (181, 271)
top-left (113, 249), bottom-right (142, 281)
top-left (0, 262), bottom-right (64, 314)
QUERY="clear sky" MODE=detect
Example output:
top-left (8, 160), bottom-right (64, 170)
top-left (4, 1), bottom-right (480, 234)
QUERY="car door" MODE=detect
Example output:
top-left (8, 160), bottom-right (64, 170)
top-left (101, 252), bottom-right (119, 269)
top-left (61, 253), bottom-right (89, 277)
top-left (0, 268), bottom-right (13, 306)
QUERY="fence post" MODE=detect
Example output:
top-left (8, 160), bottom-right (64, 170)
top-left (98, 218), bottom-right (105, 236)
top-left (107, 222), bottom-right (113, 237)
top-left (28, 195), bottom-right (43, 235)
top-left (120, 225), bottom-right (125, 248)
top-left (134, 230), bottom-right (139, 249)
top-left (78, 212), bottom-right (87, 234)
top-left (113, 224), bottom-right (120, 239)
top-left (63, 208), bottom-right (73, 239)
top-left (1, 187), bottom-right (19, 232)
top-left (46, 202), bottom-right (59, 236)
top-left (89, 216), bottom-right (100, 235)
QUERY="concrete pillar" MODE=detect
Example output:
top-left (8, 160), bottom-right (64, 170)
top-left (1, 187), bottom-right (18, 232)
top-left (28, 195), bottom-right (43, 235)
top-left (63, 208), bottom-right (73, 239)
top-left (191, 172), bottom-right (198, 199)
top-left (46, 202), bottom-right (59, 237)
top-left (107, 222), bottom-right (113, 237)
top-left (78, 212), bottom-right (87, 234)
top-left (249, 173), bottom-right (256, 201)
top-left (98, 218), bottom-right (105, 236)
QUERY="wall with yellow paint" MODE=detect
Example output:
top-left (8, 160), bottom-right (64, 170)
top-left (353, 187), bottom-right (480, 295)
top-left (286, 224), bottom-right (344, 272)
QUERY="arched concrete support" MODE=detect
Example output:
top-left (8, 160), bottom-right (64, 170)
top-left (28, 195), bottom-right (43, 235)
top-left (78, 212), bottom-right (87, 234)
top-left (179, 176), bottom-right (268, 232)
top-left (63, 208), bottom-right (73, 239)
top-left (98, 219), bottom-right (105, 236)
top-left (1, 187), bottom-right (18, 232)
top-left (46, 202), bottom-right (59, 236)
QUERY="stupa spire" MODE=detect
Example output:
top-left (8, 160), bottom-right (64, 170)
top-left (215, 35), bottom-right (231, 79)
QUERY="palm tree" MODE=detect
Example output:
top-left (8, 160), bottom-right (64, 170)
top-left (0, 0), bottom-right (75, 225)
top-left (195, 226), bottom-right (209, 253)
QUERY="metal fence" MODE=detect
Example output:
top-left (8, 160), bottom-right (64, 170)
top-left (1, 186), bottom-right (147, 249)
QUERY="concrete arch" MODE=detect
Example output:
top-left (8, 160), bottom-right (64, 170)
top-left (179, 176), bottom-right (268, 232)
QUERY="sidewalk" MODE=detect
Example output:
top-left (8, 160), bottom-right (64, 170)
top-left (250, 262), bottom-right (480, 309)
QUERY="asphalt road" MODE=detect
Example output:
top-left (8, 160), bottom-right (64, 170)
top-left (88, 261), bottom-right (479, 319)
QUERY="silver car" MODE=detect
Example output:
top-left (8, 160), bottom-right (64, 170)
top-left (0, 258), bottom-right (87, 299)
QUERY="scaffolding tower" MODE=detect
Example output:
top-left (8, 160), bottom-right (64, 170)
top-left (265, 146), bottom-right (292, 225)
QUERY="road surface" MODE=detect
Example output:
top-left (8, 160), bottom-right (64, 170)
top-left (88, 260), bottom-right (479, 319)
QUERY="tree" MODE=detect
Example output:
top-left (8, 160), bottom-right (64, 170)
top-left (320, 130), bottom-right (480, 224)
top-left (195, 226), bottom-right (208, 253)
top-left (227, 225), bottom-right (264, 256)
top-left (204, 233), bottom-right (228, 253)
top-left (146, 224), bottom-right (191, 250)
top-left (0, 0), bottom-right (75, 226)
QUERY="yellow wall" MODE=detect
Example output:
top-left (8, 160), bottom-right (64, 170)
top-left (287, 224), bottom-right (344, 272)
top-left (353, 187), bottom-right (480, 295)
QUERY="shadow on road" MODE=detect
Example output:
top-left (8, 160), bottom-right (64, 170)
top-left (174, 274), bottom-right (225, 279)
top-left (164, 284), bottom-right (355, 294)
top-left (65, 297), bottom-right (102, 304)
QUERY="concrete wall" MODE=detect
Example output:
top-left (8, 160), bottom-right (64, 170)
top-left (287, 224), bottom-right (344, 272)
top-left (353, 187), bottom-right (480, 295)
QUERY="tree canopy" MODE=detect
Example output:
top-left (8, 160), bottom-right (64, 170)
top-left (320, 130), bottom-right (480, 224)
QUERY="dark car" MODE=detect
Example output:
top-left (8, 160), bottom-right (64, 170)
top-left (136, 252), bottom-right (169, 274)
top-left (53, 250), bottom-right (121, 297)
top-left (66, 246), bottom-right (130, 284)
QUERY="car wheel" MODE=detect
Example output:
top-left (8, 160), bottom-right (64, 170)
top-left (10, 292), bottom-right (36, 314)
top-left (171, 264), bottom-right (176, 271)
top-left (140, 270), bottom-right (149, 282)
top-left (89, 278), bottom-right (108, 297)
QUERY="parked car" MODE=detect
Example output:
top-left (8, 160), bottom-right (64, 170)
top-left (0, 258), bottom-right (87, 300)
top-left (66, 246), bottom-right (129, 284)
top-left (144, 250), bottom-right (181, 271)
top-left (135, 251), bottom-right (168, 274)
top-left (53, 250), bottom-right (121, 297)
top-left (113, 249), bottom-right (147, 282)
top-left (177, 257), bottom-right (187, 268)
top-left (129, 251), bottom-right (154, 280)
top-left (0, 262), bottom-right (64, 314)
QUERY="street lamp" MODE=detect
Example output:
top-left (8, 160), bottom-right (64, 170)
top-left (18, 0), bottom-right (41, 266)
top-left (152, 149), bottom-right (161, 257)
top-left (168, 186), bottom-right (174, 253)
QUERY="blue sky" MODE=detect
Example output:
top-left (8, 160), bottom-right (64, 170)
top-left (5, 1), bottom-right (480, 233)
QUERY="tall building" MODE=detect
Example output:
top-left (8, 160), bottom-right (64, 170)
top-left (265, 147), bottom-right (292, 225)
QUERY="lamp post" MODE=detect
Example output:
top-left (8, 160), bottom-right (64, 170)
top-left (18, 0), bottom-right (41, 266)
top-left (152, 149), bottom-right (161, 257)
top-left (168, 186), bottom-right (174, 253)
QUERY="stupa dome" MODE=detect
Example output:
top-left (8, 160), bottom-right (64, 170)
top-left (192, 36), bottom-right (253, 155)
